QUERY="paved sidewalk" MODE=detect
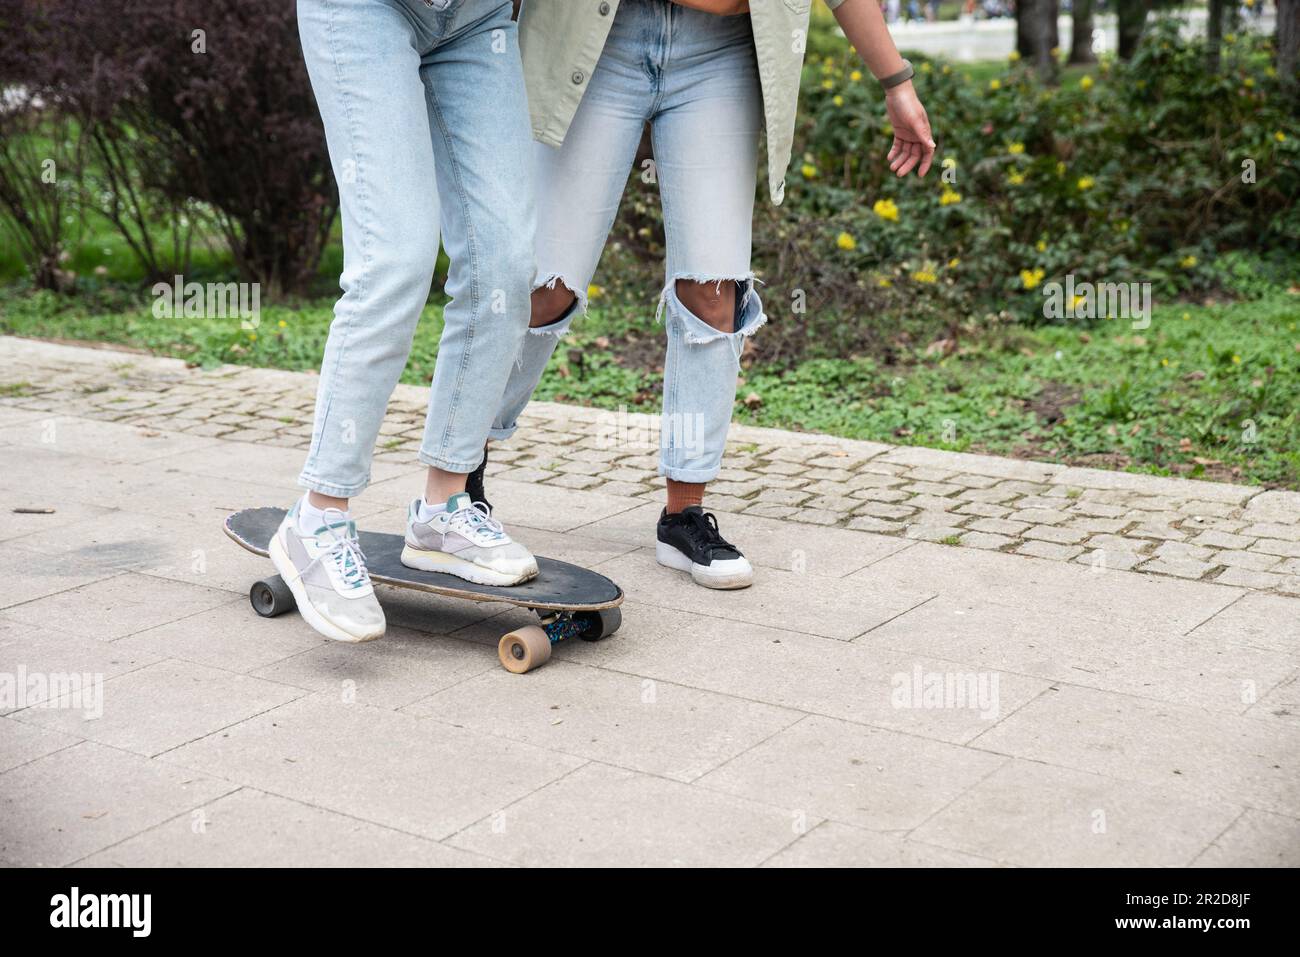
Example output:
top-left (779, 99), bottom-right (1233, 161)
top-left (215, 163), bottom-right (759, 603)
top-left (0, 336), bottom-right (1297, 867)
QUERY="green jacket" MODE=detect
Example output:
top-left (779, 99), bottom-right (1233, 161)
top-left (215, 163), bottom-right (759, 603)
top-left (518, 0), bottom-right (845, 205)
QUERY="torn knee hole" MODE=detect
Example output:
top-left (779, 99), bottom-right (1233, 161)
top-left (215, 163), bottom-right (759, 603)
top-left (530, 280), bottom-right (578, 328)
top-left (675, 278), bottom-right (742, 334)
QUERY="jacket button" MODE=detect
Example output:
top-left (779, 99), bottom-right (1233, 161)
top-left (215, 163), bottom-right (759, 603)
top-left (598, 1), bottom-right (610, 13)
top-left (571, 70), bottom-right (585, 85)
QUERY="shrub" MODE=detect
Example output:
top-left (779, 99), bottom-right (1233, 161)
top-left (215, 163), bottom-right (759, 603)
top-left (0, 0), bottom-right (335, 296)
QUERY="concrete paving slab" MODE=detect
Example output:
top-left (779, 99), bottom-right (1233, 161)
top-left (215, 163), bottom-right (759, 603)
top-left (3, 572), bottom-right (235, 642)
top-left (594, 548), bottom-right (933, 642)
top-left (912, 759), bottom-right (1240, 867)
top-left (763, 822), bottom-right (994, 867)
top-left (14, 658), bottom-right (305, 757)
top-left (75, 788), bottom-right (500, 868)
top-left (972, 684), bottom-right (1300, 816)
top-left (696, 715), bottom-right (1005, 831)
top-left (0, 741), bottom-right (235, 866)
top-left (161, 693), bottom-right (585, 841)
top-left (448, 762), bottom-right (807, 867)
top-left (406, 660), bottom-right (802, 782)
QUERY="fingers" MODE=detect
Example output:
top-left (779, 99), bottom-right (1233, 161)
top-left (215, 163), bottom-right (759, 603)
top-left (889, 138), bottom-right (908, 173)
top-left (896, 140), bottom-right (921, 177)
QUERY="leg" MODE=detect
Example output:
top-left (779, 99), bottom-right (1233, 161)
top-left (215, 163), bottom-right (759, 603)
top-left (488, 9), bottom-right (654, 443)
top-left (418, 2), bottom-right (536, 489)
top-left (652, 9), bottom-right (764, 490)
top-left (296, 0), bottom-right (442, 501)
top-left (649, 6), bottom-right (763, 588)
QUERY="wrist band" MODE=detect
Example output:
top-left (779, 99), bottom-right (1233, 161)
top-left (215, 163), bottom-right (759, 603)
top-left (880, 59), bottom-right (914, 90)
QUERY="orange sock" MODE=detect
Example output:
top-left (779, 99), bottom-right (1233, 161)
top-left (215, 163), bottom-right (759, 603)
top-left (666, 480), bottom-right (705, 514)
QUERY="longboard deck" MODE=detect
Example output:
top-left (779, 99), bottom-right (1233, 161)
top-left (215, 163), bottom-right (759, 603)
top-left (224, 507), bottom-right (623, 612)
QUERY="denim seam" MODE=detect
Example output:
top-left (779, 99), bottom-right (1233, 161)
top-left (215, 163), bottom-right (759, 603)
top-left (424, 78), bottom-right (481, 467)
top-left (306, 0), bottom-right (374, 480)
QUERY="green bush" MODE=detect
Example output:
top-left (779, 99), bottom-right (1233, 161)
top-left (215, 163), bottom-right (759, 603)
top-left (611, 18), bottom-right (1299, 367)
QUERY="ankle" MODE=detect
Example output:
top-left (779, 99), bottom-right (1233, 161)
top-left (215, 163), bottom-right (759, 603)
top-left (666, 480), bottom-right (706, 514)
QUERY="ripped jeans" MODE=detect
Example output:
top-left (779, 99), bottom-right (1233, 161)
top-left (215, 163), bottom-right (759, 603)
top-left (488, 0), bottom-right (763, 483)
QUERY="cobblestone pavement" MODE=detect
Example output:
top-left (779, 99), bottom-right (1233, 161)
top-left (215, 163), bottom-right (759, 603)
top-left (4, 337), bottom-right (1298, 596)
top-left (1, 336), bottom-right (1297, 867)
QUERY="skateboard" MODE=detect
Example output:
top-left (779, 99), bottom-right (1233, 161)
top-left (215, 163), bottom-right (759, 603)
top-left (224, 507), bottom-right (623, 674)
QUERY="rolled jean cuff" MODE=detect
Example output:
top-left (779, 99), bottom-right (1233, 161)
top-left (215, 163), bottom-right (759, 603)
top-left (486, 423), bottom-right (518, 442)
top-left (658, 462), bottom-right (722, 483)
top-left (297, 472), bottom-right (371, 498)
top-left (417, 450), bottom-right (485, 474)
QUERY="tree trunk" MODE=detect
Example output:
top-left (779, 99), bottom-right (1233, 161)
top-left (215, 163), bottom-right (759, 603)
top-left (1115, 0), bottom-right (1149, 60)
top-left (1017, 0), bottom-right (1059, 80)
top-left (1279, 0), bottom-right (1300, 86)
top-left (1069, 0), bottom-right (1096, 65)
top-left (1207, 0), bottom-right (1225, 72)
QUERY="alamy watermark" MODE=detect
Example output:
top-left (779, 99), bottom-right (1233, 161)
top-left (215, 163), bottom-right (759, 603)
top-left (1043, 274), bottom-right (1152, 330)
top-left (891, 665), bottom-right (1000, 720)
top-left (594, 404), bottom-right (707, 458)
top-left (152, 275), bottom-right (261, 330)
top-left (0, 667), bottom-right (103, 719)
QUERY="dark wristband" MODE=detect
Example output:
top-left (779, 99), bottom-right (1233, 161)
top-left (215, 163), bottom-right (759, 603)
top-left (880, 59), bottom-right (914, 90)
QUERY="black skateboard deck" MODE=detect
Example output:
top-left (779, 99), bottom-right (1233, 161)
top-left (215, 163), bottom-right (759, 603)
top-left (224, 507), bottom-right (623, 673)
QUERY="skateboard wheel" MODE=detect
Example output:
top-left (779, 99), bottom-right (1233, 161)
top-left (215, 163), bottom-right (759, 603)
top-left (250, 576), bottom-right (295, 618)
top-left (498, 625), bottom-right (551, 674)
top-left (576, 607), bottom-right (621, 642)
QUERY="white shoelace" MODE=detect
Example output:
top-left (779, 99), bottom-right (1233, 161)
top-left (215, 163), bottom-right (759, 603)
top-left (452, 501), bottom-right (506, 542)
top-left (310, 509), bottom-right (370, 589)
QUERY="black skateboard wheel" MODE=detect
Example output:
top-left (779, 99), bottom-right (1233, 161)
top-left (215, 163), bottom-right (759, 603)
top-left (250, 576), bottom-right (295, 618)
top-left (576, 607), bottom-right (621, 642)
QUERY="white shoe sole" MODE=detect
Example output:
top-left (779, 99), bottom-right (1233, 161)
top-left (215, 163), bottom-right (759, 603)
top-left (269, 532), bottom-right (384, 643)
top-left (656, 540), bottom-right (753, 590)
top-left (400, 544), bottom-right (538, 587)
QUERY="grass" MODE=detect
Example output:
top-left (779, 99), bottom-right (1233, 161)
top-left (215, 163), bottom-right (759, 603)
top-left (3, 280), bottom-right (1297, 489)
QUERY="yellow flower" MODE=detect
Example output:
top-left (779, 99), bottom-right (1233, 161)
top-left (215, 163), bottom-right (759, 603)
top-left (948, 258), bottom-right (961, 268)
top-left (1008, 142), bottom-right (1025, 155)
top-left (1243, 77), bottom-right (1255, 89)
top-left (1182, 312), bottom-right (1191, 321)
top-left (1071, 294), bottom-right (1087, 312)
top-left (832, 95), bottom-right (844, 107)
top-left (873, 198), bottom-right (900, 222)
top-left (940, 64), bottom-right (951, 75)
top-left (1056, 161), bottom-right (1066, 177)
top-left (1036, 240), bottom-right (1047, 252)
top-left (1232, 354), bottom-right (1242, 363)
top-left (821, 79), bottom-right (833, 90)
top-left (1161, 358), bottom-right (1169, 367)
top-left (1080, 75), bottom-right (1094, 91)
top-left (1007, 171), bottom-right (1026, 186)
top-left (877, 277), bottom-right (893, 288)
top-left (989, 79), bottom-right (1001, 91)
top-left (801, 163), bottom-right (818, 179)
top-left (836, 232), bottom-right (857, 251)
top-left (1008, 51), bottom-right (1021, 63)
top-left (939, 187), bottom-right (962, 206)
top-left (921, 62), bottom-right (933, 74)
top-left (1180, 255), bottom-right (1198, 268)
top-left (248, 332), bottom-right (257, 341)
top-left (1276, 131), bottom-right (1287, 143)
top-left (850, 70), bottom-right (862, 82)
top-left (277, 319), bottom-right (287, 328)
top-left (588, 284), bottom-right (605, 300)
top-left (1020, 268), bottom-right (1046, 290)
top-left (1077, 176), bottom-right (1095, 190)
top-left (912, 268), bottom-right (938, 284)
top-left (941, 156), bottom-right (957, 169)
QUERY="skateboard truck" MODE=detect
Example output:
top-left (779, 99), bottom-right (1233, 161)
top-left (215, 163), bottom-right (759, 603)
top-left (497, 607), bottom-right (623, 675)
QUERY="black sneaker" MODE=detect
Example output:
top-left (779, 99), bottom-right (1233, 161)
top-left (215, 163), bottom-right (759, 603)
top-left (655, 505), bottom-right (754, 589)
top-left (466, 446), bottom-right (490, 513)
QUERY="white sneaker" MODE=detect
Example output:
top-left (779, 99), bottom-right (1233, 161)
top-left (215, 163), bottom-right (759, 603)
top-left (401, 492), bottom-right (538, 586)
top-left (268, 501), bottom-right (385, 642)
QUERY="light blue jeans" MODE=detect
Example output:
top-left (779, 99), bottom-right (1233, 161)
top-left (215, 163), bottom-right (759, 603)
top-left (489, 0), bottom-right (765, 483)
top-left (297, 0), bottom-right (535, 497)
